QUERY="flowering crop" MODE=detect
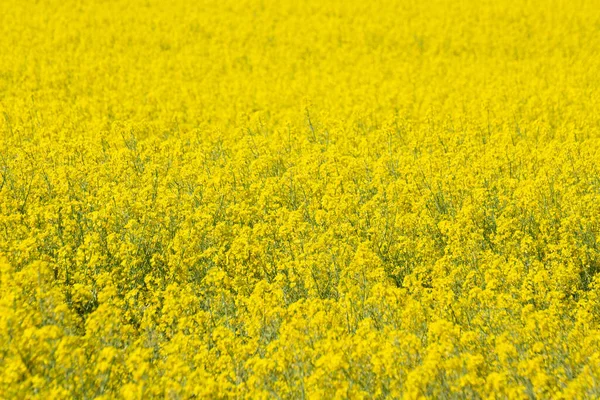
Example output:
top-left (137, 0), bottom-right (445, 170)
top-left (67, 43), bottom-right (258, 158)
top-left (1, 0), bottom-right (600, 398)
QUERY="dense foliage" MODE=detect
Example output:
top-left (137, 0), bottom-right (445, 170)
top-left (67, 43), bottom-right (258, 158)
top-left (1, 0), bottom-right (600, 398)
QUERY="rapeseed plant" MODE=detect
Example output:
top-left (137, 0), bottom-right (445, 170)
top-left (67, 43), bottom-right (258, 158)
top-left (1, 0), bottom-right (600, 398)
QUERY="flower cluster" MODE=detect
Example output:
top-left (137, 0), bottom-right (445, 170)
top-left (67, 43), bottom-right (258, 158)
top-left (1, 0), bottom-right (600, 398)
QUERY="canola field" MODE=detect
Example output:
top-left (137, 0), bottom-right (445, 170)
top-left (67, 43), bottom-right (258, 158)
top-left (1, 0), bottom-right (600, 398)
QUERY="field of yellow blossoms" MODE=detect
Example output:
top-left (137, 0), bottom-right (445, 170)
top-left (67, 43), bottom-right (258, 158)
top-left (2, 0), bottom-right (600, 398)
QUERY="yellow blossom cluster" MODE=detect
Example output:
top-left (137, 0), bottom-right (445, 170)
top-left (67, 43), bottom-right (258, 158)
top-left (1, 0), bottom-right (600, 398)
